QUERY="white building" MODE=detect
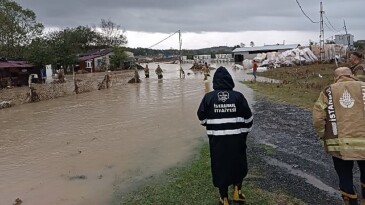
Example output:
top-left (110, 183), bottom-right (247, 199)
top-left (215, 54), bottom-right (233, 63)
top-left (193, 55), bottom-right (211, 63)
top-left (334, 34), bottom-right (354, 47)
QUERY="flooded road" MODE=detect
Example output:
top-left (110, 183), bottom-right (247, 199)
top-left (0, 63), bottom-right (254, 205)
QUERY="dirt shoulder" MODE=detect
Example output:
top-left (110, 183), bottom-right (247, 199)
top-left (0, 70), bottom-right (134, 109)
top-left (247, 95), bottom-right (348, 204)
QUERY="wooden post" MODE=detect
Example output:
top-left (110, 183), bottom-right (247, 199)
top-left (28, 74), bottom-right (33, 102)
top-left (73, 67), bottom-right (79, 94)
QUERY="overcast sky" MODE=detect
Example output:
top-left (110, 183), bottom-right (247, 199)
top-left (15, 0), bottom-right (365, 49)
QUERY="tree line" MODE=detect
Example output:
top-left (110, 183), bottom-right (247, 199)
top-left (126, 46), bottom-right (235, 60)
top-left (0, 0), bottom-right (128, 69)
top-left (0, 0), bottom-right (239, 69)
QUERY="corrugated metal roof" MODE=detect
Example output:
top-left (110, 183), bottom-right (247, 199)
top-left (0, 61), bottom-right (35, 68)
top-left (79, 48), bottom-right (113, 57)
top-left (232, 44), bottom-right (299, 53)
top-left (79, 55), bottom-right (101, 61)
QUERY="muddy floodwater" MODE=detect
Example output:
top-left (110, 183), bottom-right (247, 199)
top-left (0, 64), bottom-right (258, 205)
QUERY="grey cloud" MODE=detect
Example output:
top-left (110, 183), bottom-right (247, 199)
top-left (14, 0), bottom-right (365, 35)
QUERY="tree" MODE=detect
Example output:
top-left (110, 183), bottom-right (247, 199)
top-left (71, 26), bottom-right (102, 50)
top-left (25, 37), bottom-right (55, 68)
top-left (47, 29), bottom-right (79, 70)
top-left (0, 0), bottom-right (43, 58)
top-left (240, 43), bottom-right (246, 48)
top-left (354, 40), bottom-right (365, 51)
top-left (110, 46), bottom-right (128, 69)
top-left (98, 19), bottom-right (127, 47)
top-left (250, 41), bottom-right (255, 47)
top-left (45, 26), bottom-right (103, 70)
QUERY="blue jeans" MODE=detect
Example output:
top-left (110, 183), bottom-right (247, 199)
top-left (252, 71), bottom-right (257, 79)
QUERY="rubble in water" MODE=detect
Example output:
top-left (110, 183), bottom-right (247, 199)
top-left (0, 100), bottom-right (13, 109)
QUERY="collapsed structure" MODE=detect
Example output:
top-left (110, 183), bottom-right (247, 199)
top-left (241, 44), bottom-right (349, 70)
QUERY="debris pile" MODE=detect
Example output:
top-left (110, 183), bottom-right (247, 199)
top-left (310, 44), bottom-right (348, 61)
top-left (0, 100), bottom-right (13, 109)
top-left (254, 47), bottom-right (319, 67)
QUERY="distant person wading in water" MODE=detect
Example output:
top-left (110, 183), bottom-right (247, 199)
top-left (203, 62), bottom-right (210, 81)
top-left (155, 65), bottom-right (163, 79)
top-left (144, 64), bottom-right (149, 78)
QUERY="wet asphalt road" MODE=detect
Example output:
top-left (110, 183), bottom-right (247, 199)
top-left (245, 96), bottom-right (362, 205)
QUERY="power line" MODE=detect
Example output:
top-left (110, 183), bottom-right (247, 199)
top-left (324, 21), bottom-right (335, 33)
top-left (324, 14), bottom-right (341, 32)
top-left (295, 0), bottom-right (319, 23)
top-left (325, 33), bottom-right (343, 41)
top-left (325, 29), bottom-right (345, 39)
top-left (148, 30), bottom-right (180, 49)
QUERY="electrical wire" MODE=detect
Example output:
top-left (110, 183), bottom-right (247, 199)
top-left (295, 0), bottom-right (319, 23)
top-left (325, 29), bottom-right (346, 40)
top-left (324, 21), bottom-right (335, 33)
top-left (148, 30), bottom-right (180, 49)
top-left (324, 14), bottom-right (341, 32)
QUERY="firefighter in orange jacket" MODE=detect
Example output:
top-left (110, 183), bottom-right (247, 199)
top-left (313, 67), bottom-right (365, 205)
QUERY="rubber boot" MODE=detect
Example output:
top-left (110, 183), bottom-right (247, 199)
top-left (233, 185), bottom-right (246, 204)
top-left (219, 197), bottom-right (229, 205)
top-left (342, 192), bottom-right (358, 205)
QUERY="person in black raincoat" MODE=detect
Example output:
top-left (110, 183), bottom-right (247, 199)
top-left (197, 66), bottom-right (253, 205)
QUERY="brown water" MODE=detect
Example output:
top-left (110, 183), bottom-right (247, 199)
top-left (0, 63), bottom-right (255, 205)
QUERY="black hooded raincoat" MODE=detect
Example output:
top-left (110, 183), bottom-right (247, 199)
top-left (197, 67), bottom-right (253, 188)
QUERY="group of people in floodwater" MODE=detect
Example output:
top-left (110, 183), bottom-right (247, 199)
top-left (144, 64), bottom-right (163, 79)
top-left (143, 62), bottom-right (211, 80)
top-left (141, 60), bottom-right (259, 82)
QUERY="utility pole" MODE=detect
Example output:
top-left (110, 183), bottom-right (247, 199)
top-left (343, 20), bottom-right (351, 48)
top-left (319, 2), bottom-right (325, 61)
top-left (179, 30), bottom-right (184, 79)
top-left (343, 20), bottom-right (351, 62)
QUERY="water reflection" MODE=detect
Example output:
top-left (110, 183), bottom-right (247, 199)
top-left (204, 81), bottom-right (211, 93)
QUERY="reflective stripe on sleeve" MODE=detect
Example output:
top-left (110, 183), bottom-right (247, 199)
top-left (327, 146), bottom-right (365, 152)
top-left (326, 138), bottom-right (365, 146)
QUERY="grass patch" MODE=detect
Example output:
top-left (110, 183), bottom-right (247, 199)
top-left (246, 82), bottom-right (320, 109)
top-left (257, 144), bottom-right (276, 156)
top-left (116, 144), bottom-right (304, 205)
top-left (245, 64), bottom-right (338, 109)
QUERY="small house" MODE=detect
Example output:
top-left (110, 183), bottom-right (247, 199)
top-left (78, 48), bottom-right (114, 72)
top-left (0, 58), bottom-right (38, 88)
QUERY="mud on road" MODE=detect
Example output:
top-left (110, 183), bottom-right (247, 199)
top-left (246, 96), bottom-right (362, 204)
